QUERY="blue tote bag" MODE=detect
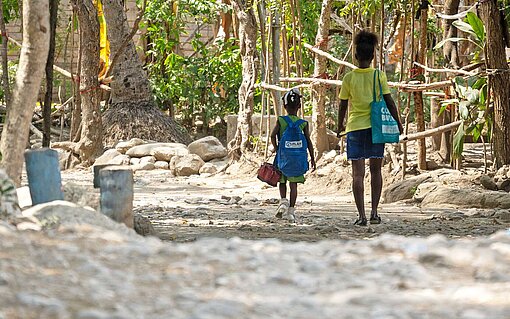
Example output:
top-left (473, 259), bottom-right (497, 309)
top-left (370, 69), bottom-right (400, 144)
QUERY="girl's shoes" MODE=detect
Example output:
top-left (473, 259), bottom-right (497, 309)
top-left (275, 198), bottom-right (289, 218)
top-left (353, 217), bottom-right (367, 226)
top-left (370, 212), bottom-right (382, 224)
top-left (285, 207), bottom-right (296, 223)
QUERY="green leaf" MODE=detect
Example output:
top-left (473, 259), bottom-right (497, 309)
top-left (452, 20), bottom-right (476, 38)
top-left (434, 37), bottom-right (468, 50)
top-left (466, 12), bottom-right (485, 43)
top-left (453, 125), bottom-right (465, 159)
top-left (472, 77), bottom-right (486, 90)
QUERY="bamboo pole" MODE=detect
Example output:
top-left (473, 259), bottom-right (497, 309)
top-left (400, 120), bottom-right (462, 142)
top-left (304, 43), bottom-right (357, 69)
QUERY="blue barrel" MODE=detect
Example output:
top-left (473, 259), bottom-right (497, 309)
top-left (99, 166), bottom-right (133, 228)
top-left (24, 148), bottom-right (64, 205)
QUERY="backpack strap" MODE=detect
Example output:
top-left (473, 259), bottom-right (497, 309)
top-left (282, 115), bottom-right (306, 129)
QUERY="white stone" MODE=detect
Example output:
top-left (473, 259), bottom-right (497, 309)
top-left (154, 161), bottom-right (169, 170)
top-left (188, 136), bottom-right (227, 161)
top-left (108, 154), bottom-right (131, 165)
top-left (140, 156), bottom-right (157, 165)
top-left (199, 163), bottom-right (217, 174)
top-left (115, 138), bottom-right (146, 154)
top-left (173, 154), bottom-right (205, 176)
top-left (152, 145), bottom-right (189, 161)
top-left (94, 149), bottom-right (121, 165)
top-left (130, 157), bottom-right (141, 165)
top-left (126, 142), bottom-right (188, 158)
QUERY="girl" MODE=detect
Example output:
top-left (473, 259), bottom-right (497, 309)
top-left (338, 31), bottom-right (403, 226)
top-left (270, 88), bottom-right (316, 222)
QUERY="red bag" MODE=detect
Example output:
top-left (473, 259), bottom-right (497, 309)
top-left (257, 162), bottom-right (281, 187)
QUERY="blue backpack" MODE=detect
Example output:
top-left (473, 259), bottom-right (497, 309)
top-left (276, 116), bottom-right (309, 177)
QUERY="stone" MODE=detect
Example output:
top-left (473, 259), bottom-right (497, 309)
top-left (188, 136), bottom-right (227, 161)
top-left (152, 145), bottom-right (189, 161)
top-left (421, 187), bottom-right (510, 209)
top-left (322, 150), bottom-right (338, 164)
top-left (140, 156), bottom-right (157, 165)
top-left (496, 179), bottom-right (510, 192)
top-left (173, 154), bottom-right (205, 176)
top-left (493, 210), bottom-right (510, 221)
top-left (108, 154), bottom-right (131, 165)
top-left (0, 169), bottom-right (21, 221)
top-left (133, 162), bottom-right (155, 171)
top-left (413, 182), bottom-right (440, 202)
top-left (154, 161), bottom-right (169, 170)
top-left (115, 138), bottom-right (146, 154)
top-left (63, 182), bottom-right (100, 210)
top-left (199, 163), bottom-right (218, 174)
top-left (480, 175), bottom-right (498, 191)
top-left (383, 174), bottom-right (432, 203)
top-left (94, 149), bottom-right (121, 165)
top-left (133, 213), bottom-right (158, 236)
top-left (130, 157), bottom-right (141, 165)
top-left (126, 143), bottom-right (188, 158)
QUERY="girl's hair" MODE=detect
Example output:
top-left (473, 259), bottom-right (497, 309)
top-left (354, 31), bottom-right (378, 62)
top-left (283, 88), bottom-right (301, 110)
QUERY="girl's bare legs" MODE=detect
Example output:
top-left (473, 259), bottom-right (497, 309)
top-left (289, 182), bottom-right (297, 207)
top-left (279, 182), bottom-right (287, 199)
top-left (369, 157), bottom-right (383, 222)
top-left (351, 159), bottom-right (366, 221)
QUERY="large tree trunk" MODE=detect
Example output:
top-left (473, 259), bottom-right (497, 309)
top-left (101, 0), bottom-right (191, 146)
top-left (0, 0), bottom-right (49, 186)
top-left (311, 0), bottom-right (331, 159)
top-left (230, 0), bottom-right (258, 159)
top-left (479, 0), bottom-right (510, 167)
top-left (442, 0), bottom-right (460, 68)
top-left (71, 0), bottom-right (103, 164)
top-left (42, 0), bottom-right (59, 147)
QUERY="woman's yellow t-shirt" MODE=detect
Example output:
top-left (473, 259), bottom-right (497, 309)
top-left (339, 68), bottom-right (391, 133)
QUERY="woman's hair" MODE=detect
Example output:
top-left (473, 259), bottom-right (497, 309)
top-left (283, 88), bottom-right (301, 110)
top-left (354, 31), bottom-right (378, 62)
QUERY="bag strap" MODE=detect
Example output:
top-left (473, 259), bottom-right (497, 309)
top-left (372, 69), bottom-right (384, 101)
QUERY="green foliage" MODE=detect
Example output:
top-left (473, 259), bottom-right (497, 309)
top-left (143, 0), bottom-right (241, 131)
top-left (1, 0), bottom-right (19, 24)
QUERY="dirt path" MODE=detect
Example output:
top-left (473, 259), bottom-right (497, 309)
top-left (61, 168), bottom-right (509, 242)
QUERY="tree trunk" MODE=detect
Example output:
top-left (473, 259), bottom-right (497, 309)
top-left (71, 0), bottom-right (103, 164)
top-left (479, 0), bottom-right (510, 167)
top-left (43, 0), bottom-right (59, 147)
top-left (442, 0), bottom-right (460, 68)
top-left (0, 0), bottom-right (49, 186)
top-left (413, 1), bottom-right (427, 170)
top-left (311, 0), bottom-right (331, 159)
top-left (0, 0), bottom-right (11, 106)
top-left (271, 8), bottom-right (282, 115)
top-left (230, 0), bottom-right (258, 159)
top-left (101, 0), bottom-right (191, 146)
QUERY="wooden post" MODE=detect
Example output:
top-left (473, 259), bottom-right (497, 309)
top-left (99, 166), bottom-right (133, 228)
top-left (430, 96), bottom-right (442, 151)
top-left (24, 148), bottom-right (64, 205)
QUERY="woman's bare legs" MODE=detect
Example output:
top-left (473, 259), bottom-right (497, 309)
top-left (369, 157), bottom-right (383, 222)
top-left (351, 159), bottom-right (366, 222)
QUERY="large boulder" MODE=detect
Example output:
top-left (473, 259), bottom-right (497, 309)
top-left (126, 143), bottom-right (188, 158)
top-left (0, 169), bottom-right (21, 221)
top-left (383, 174), bottom-right (432, 203)
top-left (94, 149), bottom-right (121, 165)
top-left (152, 145), bottom-right (189, 161)
top-left (421, 187), bottom-right (510, 209)
top-left (171, 154), bottom-right (205, 176)
top-left (188, 136), bottom-right (227, 161)
top-left (115, 138), bottom-right (146, 154)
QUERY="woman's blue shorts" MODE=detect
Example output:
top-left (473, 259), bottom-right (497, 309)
top-left (346, 128), bottom-right (384, 160)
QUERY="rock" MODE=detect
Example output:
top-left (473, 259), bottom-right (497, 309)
top-left (496, 179), bottom-right (510, 192)
top-left (154, 161), bottom-right (169, 170)
top-left (496, 166), bottom-right (509, 178)
top-left (413, 182), bottom-right (440, 202)
top-left (480, 175), bottom-right (498, 191)
top-left (140, 156), bottom-right (156, 165)
top-left (126, 143), bottom-right (188, 158)
top-left (115, 138), bottom-right (146, 154)
top-left (94, 149), bottom-right (121, 165)
top-left (172, 154), bottom-right (205, 176)
top-left (383, 174), bottom-right (432, 203)
top-left (133, 162), bottom-right (155, 171)
top-left (425, 159), bottom-right (440, 170)
top-left (199, 163), bottom-right (218, 174)
top-left (494, 210), bottom-right (510, 221)
top-left (133, 213), bottom-right (158, 236)
top-left (108, 154), bottom-right (131, 165)
top-left (152, 145), bottom-right (189, 161)
top-left (421, 187), bottom-right (510, 209)
top-left (321, 150), bottom-right (338, 165)
top-left (130, 157), bottom-right (141, 165)
top-left (21, 201), bottom-right (139, 238)
top-left (188, 136), bottom-right (227, 161)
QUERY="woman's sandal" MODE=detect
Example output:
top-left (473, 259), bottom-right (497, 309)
top-left (353, 217), bottom-right (367, 226)
top-left (370, 213), bottom-right (381, 224)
